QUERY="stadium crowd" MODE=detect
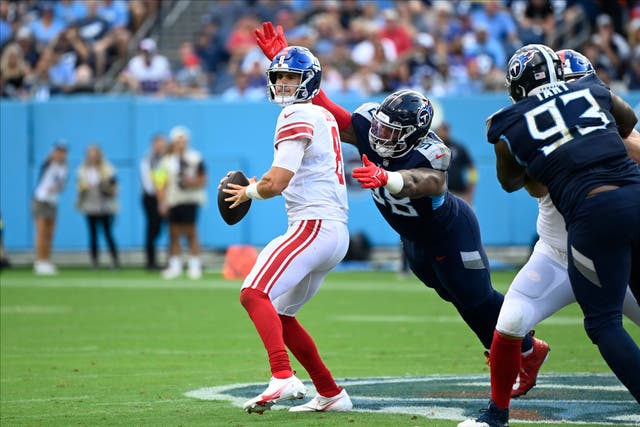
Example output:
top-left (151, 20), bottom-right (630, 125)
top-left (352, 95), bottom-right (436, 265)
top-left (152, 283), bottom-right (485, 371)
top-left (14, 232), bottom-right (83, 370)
top-left (1, 0), bottom-right (639, 99)
top-left (0, 0), bottom-right (154, 97)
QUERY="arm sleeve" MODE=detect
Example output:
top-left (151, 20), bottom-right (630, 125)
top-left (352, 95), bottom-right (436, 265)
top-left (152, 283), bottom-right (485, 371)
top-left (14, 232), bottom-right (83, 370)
top-left (312, 89), bottom-right (353, 131)
top-left (272, 139), bottom-right (306, 174)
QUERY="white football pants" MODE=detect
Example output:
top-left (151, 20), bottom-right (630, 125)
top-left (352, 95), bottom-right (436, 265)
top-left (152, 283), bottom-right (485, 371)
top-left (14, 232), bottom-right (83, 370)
top-left (497, 239), bottom-right (640, 337)
top-left (242, 219), bottom-right (349, 316)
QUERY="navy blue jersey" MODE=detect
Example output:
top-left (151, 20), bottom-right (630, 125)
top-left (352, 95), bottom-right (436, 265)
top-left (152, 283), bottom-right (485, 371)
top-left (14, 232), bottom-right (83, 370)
top-left (487, 77), bottom-right (640, 222)
top-left (352, 103), bottom-right (455, 240)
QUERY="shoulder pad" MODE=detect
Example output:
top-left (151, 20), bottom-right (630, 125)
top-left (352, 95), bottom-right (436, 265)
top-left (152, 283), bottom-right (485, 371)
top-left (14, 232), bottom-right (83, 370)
top-left (353, 102), bottom-right (379, 122)
top-left (279, 104), bottom-right (313, 121)
top-left (415, 140), bottom-right (451, 171)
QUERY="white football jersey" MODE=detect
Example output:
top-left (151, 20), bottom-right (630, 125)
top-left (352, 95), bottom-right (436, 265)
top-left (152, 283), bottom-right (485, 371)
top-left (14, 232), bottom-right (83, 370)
top-left (536, 194), bottom-right (567, 252)
top-left (272, 103), bottom-right (348, 224)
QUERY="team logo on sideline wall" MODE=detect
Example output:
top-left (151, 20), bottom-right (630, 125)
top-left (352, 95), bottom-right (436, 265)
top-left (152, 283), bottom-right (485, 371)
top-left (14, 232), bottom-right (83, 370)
top-left (185, 374), bottom-right (639, 425)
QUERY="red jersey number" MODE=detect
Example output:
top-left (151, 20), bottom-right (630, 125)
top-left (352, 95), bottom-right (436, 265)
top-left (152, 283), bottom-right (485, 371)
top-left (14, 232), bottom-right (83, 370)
top-left (331, 126), bottom-right (345, 185)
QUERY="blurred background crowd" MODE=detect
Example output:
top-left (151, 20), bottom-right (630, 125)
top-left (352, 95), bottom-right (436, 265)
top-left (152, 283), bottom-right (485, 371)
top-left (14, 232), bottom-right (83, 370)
top-left (1, 0), bottom-right (640, 100)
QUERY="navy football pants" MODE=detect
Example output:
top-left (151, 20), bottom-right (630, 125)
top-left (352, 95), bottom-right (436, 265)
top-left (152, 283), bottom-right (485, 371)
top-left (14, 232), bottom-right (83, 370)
top-left (568, 184), bottom-right (640, 403)
top-left (402, 195), bottom-right (504, 350)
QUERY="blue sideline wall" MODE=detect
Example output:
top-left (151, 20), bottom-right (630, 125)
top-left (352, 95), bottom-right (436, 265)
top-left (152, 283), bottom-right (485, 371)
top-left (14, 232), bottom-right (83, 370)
top-left (2, 93), bottom-right (639, 251)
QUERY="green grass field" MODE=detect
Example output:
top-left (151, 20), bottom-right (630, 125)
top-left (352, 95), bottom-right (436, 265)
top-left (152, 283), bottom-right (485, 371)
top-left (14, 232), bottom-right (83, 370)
top-left (1, 269), bottom-right (638, 426)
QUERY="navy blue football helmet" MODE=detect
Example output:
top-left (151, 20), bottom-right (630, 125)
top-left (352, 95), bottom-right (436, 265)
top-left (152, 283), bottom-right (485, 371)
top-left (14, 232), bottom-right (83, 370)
top-left (267, 46), bottom-right (321, 105)
top-left (556, 49), bottom-right (594, 81)
top-left (369, 89), bottom-right (434, 159)
top-left (506, 44), bottom-right (564, 102)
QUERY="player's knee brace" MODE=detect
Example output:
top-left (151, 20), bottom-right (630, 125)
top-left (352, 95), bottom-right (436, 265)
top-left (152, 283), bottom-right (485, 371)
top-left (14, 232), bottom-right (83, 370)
top-left (496, 301), bottom-right (528, 337)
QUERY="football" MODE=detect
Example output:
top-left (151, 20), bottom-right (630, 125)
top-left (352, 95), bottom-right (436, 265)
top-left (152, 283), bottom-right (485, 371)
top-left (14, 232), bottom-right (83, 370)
top-left (217, 171), bottom-right (252, 225)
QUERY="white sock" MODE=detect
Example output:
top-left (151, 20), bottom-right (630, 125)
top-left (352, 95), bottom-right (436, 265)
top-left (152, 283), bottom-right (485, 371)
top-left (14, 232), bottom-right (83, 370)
top-left (168, 256), bottom-right (182, 271)
top-left (188, 256), bottom-right (201, 271)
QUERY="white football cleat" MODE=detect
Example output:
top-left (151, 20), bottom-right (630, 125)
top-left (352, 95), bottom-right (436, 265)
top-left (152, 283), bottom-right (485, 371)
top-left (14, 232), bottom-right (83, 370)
top-left (187, 266), bottom-right (202, 280)
top-left (243, 375), bottom-right (307, 414)
top-left (34, 261), bottom-right (58, 275)
top-left (289, 388), bottom-right (353, 412)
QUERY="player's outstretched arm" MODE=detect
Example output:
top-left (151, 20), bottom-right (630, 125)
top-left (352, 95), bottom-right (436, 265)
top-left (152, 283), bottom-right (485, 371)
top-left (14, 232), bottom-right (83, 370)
top-left (396, 168), bottom-right (447, 198)
top-left (352, 154), bottom-right (446, 198)
top-left (610, 93), bottom-right (638, 139)
top-left (523, 173), bottom-right (548, 197)
top-left (255, 21), bottom-right (287, 61)
top-left (311, 90), bottom-right (357, 145)
top-left (494, 139), bottom-right (526, 192)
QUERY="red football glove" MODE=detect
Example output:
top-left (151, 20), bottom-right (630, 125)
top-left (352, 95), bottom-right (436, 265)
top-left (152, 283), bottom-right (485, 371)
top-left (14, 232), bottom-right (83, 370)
top-left (352, 154), bottom-right (389, 189)
top-left (255, 21), bottom-right (288, 60)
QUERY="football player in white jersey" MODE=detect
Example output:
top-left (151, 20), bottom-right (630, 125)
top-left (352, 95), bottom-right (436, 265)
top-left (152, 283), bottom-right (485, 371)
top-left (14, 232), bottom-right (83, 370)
top-left (221, 46), bottom-right (352, 414)
top-left (458, 48), bottom-right (640, 427)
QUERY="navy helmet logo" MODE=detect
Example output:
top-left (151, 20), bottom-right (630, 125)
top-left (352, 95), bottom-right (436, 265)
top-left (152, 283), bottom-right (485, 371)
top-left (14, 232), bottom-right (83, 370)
top-left (509, 50), bottom-right (535, 79)
top-left (416, 103), bottom-right (432, 127)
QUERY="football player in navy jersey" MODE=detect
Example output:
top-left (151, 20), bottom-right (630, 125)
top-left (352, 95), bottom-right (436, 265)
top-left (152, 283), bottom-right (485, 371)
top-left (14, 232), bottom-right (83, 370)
top-left (459, 47), bottom-right (640, 427)
top-left (459, 44), bottom-right (640, 427)
top-left (254, 21), bottom-right (550, 395)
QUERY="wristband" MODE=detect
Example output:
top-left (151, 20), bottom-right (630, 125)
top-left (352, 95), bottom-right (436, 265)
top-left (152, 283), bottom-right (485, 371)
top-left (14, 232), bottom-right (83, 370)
top-left (384, 171), bottom-right (404, 194)
top-left (245, 182), bottom-right (264, 200)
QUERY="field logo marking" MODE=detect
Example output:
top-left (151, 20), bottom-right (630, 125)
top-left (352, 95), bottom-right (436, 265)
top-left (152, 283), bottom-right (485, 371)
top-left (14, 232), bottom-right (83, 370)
top-left (185, 374), bottom-right (639, 425)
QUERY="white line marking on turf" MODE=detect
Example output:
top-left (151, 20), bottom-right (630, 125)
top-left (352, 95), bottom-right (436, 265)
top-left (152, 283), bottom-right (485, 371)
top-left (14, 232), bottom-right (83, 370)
top-left (0, 277), bottom-right (425, 292)
top-left (1, 305), bottom-right (72, 314)
top-left (3, 395), bottom-right (91, 403)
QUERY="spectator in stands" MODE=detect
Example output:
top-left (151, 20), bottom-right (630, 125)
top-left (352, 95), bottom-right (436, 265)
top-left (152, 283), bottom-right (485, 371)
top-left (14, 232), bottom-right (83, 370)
top-left (127, 0), bottom-right (150, 34)
top-left (140, 133), bottom-right (167, 271)
top-left (221, 71), bottom-right (265, 101)
top-left (15, 26), bottom-right (41, 69)
top-left (627, 18), bottom-right (640, 90)
top-left (54, 0), bottom-right (87, 26)
top-left (32, 141), bottom-right (68, 275)
top-left (194, 20), bottom-right (230, 93)
top-left (435, 122), bottom-right (478, 205)
top-left (97, 0), bottom-right (131, 74)
top-left (225, 14), bottom-right (261, 78)
top-left (157, 126), bottom-right (207, 280)
top-left (169, 41), bottom-right (209, 98)
top-left (98, 0), bottom-right (128, 29)
top-left (1, 42), bottom-right (34, 98)
top-left (591, 13), bottom-right (630, 80)
top-left (0, 0), bottom-right (12, 47)
top-left (379, 8), bottom-right (413, 58)
top-left (350, 18), bottom-right (396, 68)
top-left (76, 144), bottom-right (120, 270)
top-left (517, 0), bottom-right (555, 45)
top-left (29, 1), bottom-right (65, 50)
top-left (347, 64), bottom-right (384, 96)
top-left (470, 2), bottom-right (519, 54)
top-left (463, 23), bottom-right (506, 70)
top-left (118, 37), bottom-right (172, 95)
top-left (37, 26), bottom-right (93, 94)
top-left (308, 12), bottom-right (342, 57)
top-left (72, 0), bottom-right (126, 78)
top-left (207, 0), bottom-right (245, 40)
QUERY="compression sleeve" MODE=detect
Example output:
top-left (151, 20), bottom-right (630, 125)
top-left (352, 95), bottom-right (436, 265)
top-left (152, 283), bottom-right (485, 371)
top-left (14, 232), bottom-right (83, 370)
top-left (312, 89), bottom-right (353, 131)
